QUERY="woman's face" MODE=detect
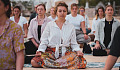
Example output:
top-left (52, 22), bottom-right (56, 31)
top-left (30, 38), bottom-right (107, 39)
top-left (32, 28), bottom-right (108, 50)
top-left (105, 7), bottom-right (114, 16)
top-left (13, 8), bottom-right (20, 17)
top-left (50, 8), bottom-right (56, 15)
top-left (57, 6), bottom-right (67, 19)
top-left (0, 0), bottom-right (8, 17)
top-left (98, 9), bottom-right (104, 16)
top-left (71, 6), bottom-right (78, 15)
top-left (36, 5), bottom-right (46, 16)
top-left (79, 9), bottom-right (85, 15)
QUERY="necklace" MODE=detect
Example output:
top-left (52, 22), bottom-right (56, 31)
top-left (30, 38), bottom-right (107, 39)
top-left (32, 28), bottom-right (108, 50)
top-left (109, 21), bottom-right (111, 24)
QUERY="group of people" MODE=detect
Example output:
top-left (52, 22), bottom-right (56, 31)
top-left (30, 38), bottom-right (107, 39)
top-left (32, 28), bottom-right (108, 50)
top-left (0, 0), bottom-right (120, 70)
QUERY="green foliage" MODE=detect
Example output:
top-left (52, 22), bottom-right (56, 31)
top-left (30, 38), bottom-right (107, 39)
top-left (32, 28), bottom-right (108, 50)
top-left (78, 0), bottom-right (120, 7)
top-left (11, 1), bottom-right (16, 7)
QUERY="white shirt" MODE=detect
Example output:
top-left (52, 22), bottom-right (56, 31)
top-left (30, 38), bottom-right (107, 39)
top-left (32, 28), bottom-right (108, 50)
top-left (10, 16), bottom-right (27, 31)
top-left (37, 20), bottom-right (81, 58)
top-left (48, 16), bottom-right (57, 21)
top-left (66, 14), bottom-right (85, 30)
top-left (27, 16), bottom-right (51, 43)
top-left (84, 15), bottom-right (90, 28)
top-left (92, 17), bottom-right (103, 34)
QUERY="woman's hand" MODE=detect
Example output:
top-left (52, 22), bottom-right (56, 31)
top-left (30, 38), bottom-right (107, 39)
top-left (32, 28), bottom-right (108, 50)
top-left (31, 38), bottom-right (39, 48)
top-left (105, 49), bottom-right (110, 55)
top-left (76, 51), bottom-right (84, 56)
top-left (35, 51), bottom-right (42, 57)
top-left (84, 34), bottom-right (88, 40)
top-left (24, 35), bottom-right (27, 38)
top-left (35, 43), bottom-right (39, 48)
top-left (94, 43), bottom-right (101, 49)
top-left (88, 28), bottom-right (91, 30)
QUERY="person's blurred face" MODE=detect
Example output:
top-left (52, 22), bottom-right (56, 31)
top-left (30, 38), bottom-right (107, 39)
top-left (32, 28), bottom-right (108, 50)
top-left (57, 6), bottom-right (67, 19)
top-left (98, 9), bottom-right (104, 16)
top-left (50, 8), bottom-right (56, 15)
top-left (71, 6), bottom-right (78, 15)
top-left (79, 8), bottom-right (85, 15)
top-left (0, 0), bottom-right (8, 17)
top-left (34, 7), bottom-right (37, 12)
top-left (11, 7), bottom-right (14, 16)
top-left (36, 5), bottom-right (46, 16)
top-left (105, 7), bottom-right (114, 16)
top-left (34, 5), bottom-right (37, 12)
top-left (13, 8), bottom-right (20, 17)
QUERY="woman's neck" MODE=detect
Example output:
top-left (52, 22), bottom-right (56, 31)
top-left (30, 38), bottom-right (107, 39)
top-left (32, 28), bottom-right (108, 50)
top-left (51, 15), bottom-right (56, 19)
top-left (72, 13), bottom-right (77, 17)
top-left (106, 16), bottom-right (113, 21)
top-left (14, 15), bottom-right (20, 19)
top-left (57, 18), bottom-right (66, 24)
top-left (99, 15), bottom-right (104, 19)
top-left (81, 14), bottom-right (85, 16)
top-left (38, 15), bottom-right (45, 20)
top-left (0, 15), bottom-right (8, 26)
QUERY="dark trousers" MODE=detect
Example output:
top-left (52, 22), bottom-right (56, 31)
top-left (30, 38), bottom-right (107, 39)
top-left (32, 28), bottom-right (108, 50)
top-left (24, 41), bottom-right (38, 55)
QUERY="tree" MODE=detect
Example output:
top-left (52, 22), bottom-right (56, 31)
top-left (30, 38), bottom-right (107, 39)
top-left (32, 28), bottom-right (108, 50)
top-left (78, 0), bottom-right (120, 7)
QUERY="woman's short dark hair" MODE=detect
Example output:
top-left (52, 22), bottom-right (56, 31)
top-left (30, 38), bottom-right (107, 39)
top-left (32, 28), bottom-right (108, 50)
top-left (13, 6), bottom-right (21, 11)
top-left (97, 6), bottom-right (105, 13)
top-left (71, 3), bottom-right (78, 9)
top-left (56, 2), bottom-right (68, 12)
top-left (79, 6), bottom-right (85, 11)
top-left (50, 7), bottom-right (56, 14)
top-left (36, 4), bottom-right (46, 11)
top-left (1, 0), bottom-right (11, 18)
top-left (105, 5), bottom-right (114, 11)
top-left (95, 6), bottom-right (105, 20)
top-left (13, 6), bottom-right (21, 16)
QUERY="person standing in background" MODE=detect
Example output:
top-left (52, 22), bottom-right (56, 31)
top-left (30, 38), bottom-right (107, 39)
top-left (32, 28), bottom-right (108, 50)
top-left (28, 5), bottom-right (38, 26)
top-left (48, 7), bottom-right (57, 21)
top-left (10, 6), bottom-right (28, 38)
top-left (10, 6), bottom-right (14, 17)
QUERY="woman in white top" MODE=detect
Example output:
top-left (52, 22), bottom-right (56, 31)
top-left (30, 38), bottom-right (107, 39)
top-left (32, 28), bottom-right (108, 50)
top-left (92, 7), bottom-right (105, 34)
top-left (66, 3), bottom-right (90, 44)
top-left (48, 7), bottom-right (57, 21)
top-left (25, 4), bottom-right (51, 55)
top-left (31, 2), bottom-right (87, 69)
top-left (79, 6), bottom-right (91, 35)
top-left (10, 6), bottom-right (28, 38)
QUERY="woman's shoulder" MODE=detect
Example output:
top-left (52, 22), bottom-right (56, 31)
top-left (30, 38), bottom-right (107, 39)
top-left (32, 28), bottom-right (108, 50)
top-left (77, 14), bottom-right (84, 19)
top-left (47, 20), bottom-right (55, 25)
top-left (9, 19), bottom-right (22, 29)
top-left (10, 16), bottom-right (14, 20)
top-left (66, 14), bottom-right (72, 18)
top-left (65, 20), bottom-right (74, 27)
top-left (114, 18), bottom-right (119, 23)
top-left (20, 16), bottom-right (27, 20)
top-left (30, 17), bottom-right (37, 23)
top-left (48, 16), bottom-right (51, 18)
top-left (92, 17), bottom-right (96, 21)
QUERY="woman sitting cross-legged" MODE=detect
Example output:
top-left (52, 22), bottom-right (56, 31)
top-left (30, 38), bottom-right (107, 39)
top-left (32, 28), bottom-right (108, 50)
top-left (25, 4), bottom-right (51, 55)
top-left (31, 2), bottom-right (87, 69)
top-left (93, 5), bottom-right (120, 56)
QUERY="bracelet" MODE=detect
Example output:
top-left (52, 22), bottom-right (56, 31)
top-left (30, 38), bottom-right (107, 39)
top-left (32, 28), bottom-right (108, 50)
top-left (83, 33), bottom-right (87, 34)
